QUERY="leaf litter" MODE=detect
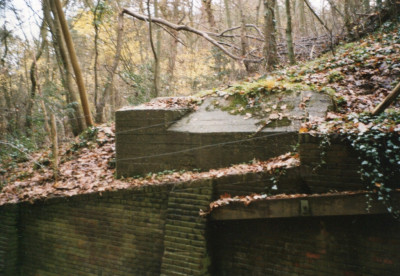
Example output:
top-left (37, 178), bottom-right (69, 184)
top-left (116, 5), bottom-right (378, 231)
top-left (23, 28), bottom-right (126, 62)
top-left (0, 125), bottom-right (299, 206)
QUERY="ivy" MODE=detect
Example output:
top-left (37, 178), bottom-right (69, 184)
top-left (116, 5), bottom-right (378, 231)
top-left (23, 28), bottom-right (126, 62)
top-left (346, 112), bottom-right (400, 217)
top-left (266, 168), bottom-right (286, 194)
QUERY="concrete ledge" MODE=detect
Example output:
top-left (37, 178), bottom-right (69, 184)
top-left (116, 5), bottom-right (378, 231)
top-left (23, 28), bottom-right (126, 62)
top-left (210, 192), bottom-right (400, 220)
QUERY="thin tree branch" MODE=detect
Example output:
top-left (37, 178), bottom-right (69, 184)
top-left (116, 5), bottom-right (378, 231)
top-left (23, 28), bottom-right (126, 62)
top-left (121, 8), bottom-right (262, 63)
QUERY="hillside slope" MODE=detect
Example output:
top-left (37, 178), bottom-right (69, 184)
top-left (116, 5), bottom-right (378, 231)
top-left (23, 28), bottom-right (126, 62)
top-left (1, 21), bottom-right (399, 206)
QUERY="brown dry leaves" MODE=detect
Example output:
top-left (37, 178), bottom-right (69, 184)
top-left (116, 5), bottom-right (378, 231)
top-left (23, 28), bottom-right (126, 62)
top-left (134, 97), bottom-right (200, 110)
top-left (303, 30), bottom-right (400, 115)
top-left (0, 123), bottom-right (299, 206)
top-left (200, 190), bottom-right (373, 217)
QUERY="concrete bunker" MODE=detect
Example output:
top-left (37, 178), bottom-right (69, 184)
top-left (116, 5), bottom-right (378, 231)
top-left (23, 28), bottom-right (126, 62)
top-left (116, 91), bottom-right (332, 177)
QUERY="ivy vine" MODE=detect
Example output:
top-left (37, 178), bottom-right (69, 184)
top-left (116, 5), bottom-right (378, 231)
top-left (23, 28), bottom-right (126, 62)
top-left (311, 111), bottom-right (400, 217)
top-left (347, 112), bottom-right (400, 217)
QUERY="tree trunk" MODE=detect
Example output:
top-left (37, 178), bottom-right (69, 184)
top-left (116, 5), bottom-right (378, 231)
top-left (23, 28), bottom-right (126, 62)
top-left (25, 21), bottom-right (46, 132)
top-left (256, 0), bottom-right (263, 26)
top-left (275, 0), bottom-right (282, 40)
top-left (93, 0), bottom-right (103, 123)
top-left (166, 0), bottom-right (180, 95)
top-left (223, 0), bottom-right (237, 74)
top-left (224, 0), bottom-right (232, 28)
top-left (298, 0), bottom-right (307, 36)
top-left (263, 0), bottom-right (278, 71)
top-left (45, 0), bottom-right (86, 135)
top-left (54, 0), bottom-right (94, 127)
top-left (344, 0), bottom-right (353, 38)
top-left (205, 0), bottom-right (225, 75)
top-left (95, 12), bottom-right (124, 123)
top-left (50, 113), bottom-right (58, 180)
top-left (149, 0), bottom-right (161, 98)
top-left (285, 0), bottom-right (295, 65)
top-left (202, 0), bottom-right (216, 29)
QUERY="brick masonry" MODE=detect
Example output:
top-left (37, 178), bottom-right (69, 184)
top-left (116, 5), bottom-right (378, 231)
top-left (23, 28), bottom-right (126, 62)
top-left (210, 215), bottom-right (400, 275)
top-left (161, 180), bottom-right (213, 276)
top-left (298, 133), bottom-right (365, 193)
top-left (1, 134), bottom-right (399, 275)
top-left (4, 179), bottom-right (214, 276)
top-left (0, 204), bottom-right (18, 276)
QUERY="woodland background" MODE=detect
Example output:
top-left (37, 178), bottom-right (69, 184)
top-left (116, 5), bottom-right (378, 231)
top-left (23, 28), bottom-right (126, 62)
top-left (0, 0), bottom-right (397, 153)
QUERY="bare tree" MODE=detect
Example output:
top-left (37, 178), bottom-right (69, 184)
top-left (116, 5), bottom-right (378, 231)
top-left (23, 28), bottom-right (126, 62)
top-left (25, 21), bottom-right (47, 131)
top-left (44, 0), bottom-right (85, 135)
top-left (54, 0), bottom-right (93, 127)
top-left (263, 0), bottom-right (278, 70)
top-left (285, 0), bottom-right (295, 65)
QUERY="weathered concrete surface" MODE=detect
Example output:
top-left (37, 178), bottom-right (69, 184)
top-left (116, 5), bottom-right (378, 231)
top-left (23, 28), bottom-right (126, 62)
top-left (210, 192), bottom-right (400, 221)
top-left (169, 91), bottom-right (331, 133)
top-left (116, 92), bottom-right (332, 177)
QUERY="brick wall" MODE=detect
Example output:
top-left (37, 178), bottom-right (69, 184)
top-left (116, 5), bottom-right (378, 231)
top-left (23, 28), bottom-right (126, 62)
top-left (12, 179), bottom-right (214, 276)
top-left (0, 204), bottom-right (18, 276)
top-left (212, 167), bottom-right (305, 199)
top-left (299, 133), bottom-right (365, 193)
top-left (210, 215), bottom-right (400, 275)
top-left (161, 180), bottom-right (213, 275)
top-left (18, 185), bottom-right (172, 276)
top-left (1, 132), bottom-right (399, 275)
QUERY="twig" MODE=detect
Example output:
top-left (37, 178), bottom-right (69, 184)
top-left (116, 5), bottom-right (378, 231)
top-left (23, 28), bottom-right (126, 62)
top-left (121, 8), bottom-right (262, 63)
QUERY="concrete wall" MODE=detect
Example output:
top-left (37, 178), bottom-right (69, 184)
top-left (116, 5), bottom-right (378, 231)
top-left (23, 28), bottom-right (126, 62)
top-left (210, 215), bottom-right (400, 275)
top-left (116, 108), bottom-right (297, 177)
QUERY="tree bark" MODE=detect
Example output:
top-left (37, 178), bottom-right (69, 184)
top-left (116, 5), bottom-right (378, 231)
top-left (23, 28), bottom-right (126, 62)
top-left (224, 0), bottom-right (232, 28)
top-left (45, 0), bottom-right (85, 135)
top-left (93, 0), bottom-right (103, 122)
top-left (275, 0), bottom-right (282, 40)
top-left (297, 0), bottom-right (307, 36)
top-left (164, 0), bottom-right (180, 95)
top-left (25, 21), bottom-right (46, 132)
top-left (263, 0), bottom-right (278, 71)
top-left (256, 0), bottom-right (262, 26)
top-left (285, 0), bottom-right (295, 65)
top-left (344, 0), bottom-right (353, 38)
top-left (54, 0), bottom-right (94, 127)
top-left (50, 113), bottom-right (58, 180)
top-left (202, 0), bottom-right (216, 29)
top-left (154, 0), bottom-right (162, 98)
top-left (147, 0), bottom-right (159, 98)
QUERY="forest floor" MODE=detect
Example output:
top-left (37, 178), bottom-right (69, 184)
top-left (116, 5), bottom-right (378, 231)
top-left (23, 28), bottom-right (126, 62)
top-left (1, 21), bottom-right (400, 206)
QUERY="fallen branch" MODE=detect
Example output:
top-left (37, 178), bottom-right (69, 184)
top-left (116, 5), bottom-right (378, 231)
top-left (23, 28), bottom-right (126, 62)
top-left (121, 8), bottom-right (263, 63)
top-left (218, 24), bottom-right (264, 39)
top-left (372, 81), bottom-right (400, 116)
